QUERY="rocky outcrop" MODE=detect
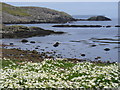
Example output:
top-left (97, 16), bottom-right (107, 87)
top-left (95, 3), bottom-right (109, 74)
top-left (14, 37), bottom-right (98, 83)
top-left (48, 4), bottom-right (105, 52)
top-left (52, 25), bottom-right (103, 27)
top-left (87, 16), bottom-right (111, 21)
top-left (2, 25), bottom-right (64, 38)
top-left (1, 3), bottom-right (75, 24)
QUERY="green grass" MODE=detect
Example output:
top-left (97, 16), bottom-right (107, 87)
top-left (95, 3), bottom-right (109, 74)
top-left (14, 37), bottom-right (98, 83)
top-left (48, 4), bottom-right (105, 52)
top-left (1, 59), bottom-right (24, 68)
top-left (2, 3), bottom-right (30, 16)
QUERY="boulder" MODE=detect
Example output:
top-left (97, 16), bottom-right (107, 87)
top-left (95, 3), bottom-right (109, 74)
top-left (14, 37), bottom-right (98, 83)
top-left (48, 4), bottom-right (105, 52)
top-left (30, 41), bottom-right (36, 43)
top-left (53, 42), bottom-right (60, 47)
top-left (104, 48), bottom-right (110, 51)
top-left (21, 39), bottom-right (28, 43)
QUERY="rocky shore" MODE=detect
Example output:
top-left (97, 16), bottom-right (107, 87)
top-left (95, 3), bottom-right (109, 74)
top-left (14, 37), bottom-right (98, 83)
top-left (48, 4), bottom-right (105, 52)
top-left (2, 25), bottom-right (64, 38)
top-left (52, 25), bottom-right (103, 27)
top-left (52, 25), bottom-right (119, 28)
top-left (1, 48), bottom-right (115, 64)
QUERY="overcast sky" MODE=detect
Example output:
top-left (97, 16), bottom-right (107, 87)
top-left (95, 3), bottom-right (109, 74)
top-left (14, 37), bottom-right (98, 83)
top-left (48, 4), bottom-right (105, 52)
top-left (1, 0), bottom-right (120, 2)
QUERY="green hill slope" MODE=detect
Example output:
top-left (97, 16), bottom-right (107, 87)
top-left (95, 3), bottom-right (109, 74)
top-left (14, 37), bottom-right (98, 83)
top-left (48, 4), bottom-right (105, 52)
top-left (1, 3), bottom-right (75, 24)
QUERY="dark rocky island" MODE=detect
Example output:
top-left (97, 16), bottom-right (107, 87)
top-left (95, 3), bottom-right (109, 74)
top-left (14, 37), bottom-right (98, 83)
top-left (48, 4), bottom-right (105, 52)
top-left (1, 3), bottom-right (75, 24)
top-left (1, 25), bottom-right (64, 38)
top-left (87, 16), bottom-right (111, 21)
top-left (76, 16), bottom-right (111, 21)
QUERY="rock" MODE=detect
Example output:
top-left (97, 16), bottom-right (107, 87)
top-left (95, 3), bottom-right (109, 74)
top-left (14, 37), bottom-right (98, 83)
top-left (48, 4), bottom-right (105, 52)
top-left (53, 42), bottom-right (60, 47)
top-left (95, 57), bottom-right (101, 60)
top-left (90, 44), bottom-right (97, 47)
top-left (52, 25), bottom-right (102, 27)
top-left (81, 54), bottom-right (86, 57)
top-left (35, 47), bottom-right (39, 49)
top-left (115, 25), bottom-right (120, 27)
top-left (87, 16), bottom-right (111, 21)
top-left (107, 61), bottom-right (111, 64)
top-left (106, 25), bottom-right (111, 28)
top-left (104, 48), bottom-right (110, 51)
top-left (30, 41), bottom-right (36, 43)
top-left (21, 39), bottom-right (28, 43)
top-left (9, 43), bottom-right (14, 45)
top-left (2, 25), bottom-right (65, 38)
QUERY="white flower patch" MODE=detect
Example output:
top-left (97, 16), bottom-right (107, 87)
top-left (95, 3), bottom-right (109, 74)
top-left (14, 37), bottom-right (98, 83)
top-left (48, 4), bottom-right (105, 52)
top-left (0, 58), bottom-right (119, 88)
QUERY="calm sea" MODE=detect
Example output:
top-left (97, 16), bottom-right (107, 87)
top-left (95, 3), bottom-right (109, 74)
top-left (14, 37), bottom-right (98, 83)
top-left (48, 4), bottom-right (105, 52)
top-left (3, 15), bottom-right (119, 62)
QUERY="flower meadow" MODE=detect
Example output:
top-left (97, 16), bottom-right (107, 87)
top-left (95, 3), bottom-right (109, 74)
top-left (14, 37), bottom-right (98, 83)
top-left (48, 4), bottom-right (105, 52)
top-left (0, 58), bottom-right (119, 88)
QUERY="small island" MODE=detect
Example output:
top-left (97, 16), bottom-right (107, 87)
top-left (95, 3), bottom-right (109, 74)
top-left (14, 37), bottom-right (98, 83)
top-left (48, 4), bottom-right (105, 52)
top-left (87, 16), bottom-right (111, 21)
top-left (76, 16), bottom-right (111, 21)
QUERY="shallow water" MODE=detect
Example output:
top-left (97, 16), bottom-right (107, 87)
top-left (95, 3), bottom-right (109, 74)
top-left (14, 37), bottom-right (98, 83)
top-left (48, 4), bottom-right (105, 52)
top-left (2, 18), bottom-right (119, 62)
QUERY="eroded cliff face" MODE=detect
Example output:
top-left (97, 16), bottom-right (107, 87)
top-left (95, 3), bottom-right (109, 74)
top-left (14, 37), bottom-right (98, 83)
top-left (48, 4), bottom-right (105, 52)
top-left (2, 3), bottom-right (75, 24)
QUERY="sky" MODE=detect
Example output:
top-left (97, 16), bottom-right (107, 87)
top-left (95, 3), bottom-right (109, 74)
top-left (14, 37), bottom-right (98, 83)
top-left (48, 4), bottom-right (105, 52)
top-left (1, 0), bottom-right (120, 2)
top-left (5, 2), bottom-right (118, 18)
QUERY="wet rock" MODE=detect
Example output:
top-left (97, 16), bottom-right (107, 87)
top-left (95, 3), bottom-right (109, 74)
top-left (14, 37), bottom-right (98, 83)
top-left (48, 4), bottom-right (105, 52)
top-left (104, 48), bottom-right (110, 51)
top-left (106, 25), bottom-right (111, 28)
top-left (53, 25), bottom-right (102, 28)
top-left (95, 56), bottom-right (101, 60)
top-left (81, 54), bottom-right (86, 57)
top-left (9, 43), bottom-right (14, 45)
top-left (21, 39), bottom-right (28, 43)
top-left (36, 45), bottom-right (40, 47)
top-left (40, 49), bottom-right (45, 51)
top-left (30, 41), bottom-right (35, 43)
top-left (2, 25), bottom-right (65, 39)
top-left (35, 47), bottom-right (39, 49)
top-left (53, 42), bottom-right (60, 47)
top-left (107, 61), bottom-right (111, 64)
top-left (115, 25), bottom-right (120, 27)
top-left (90, 44), bottom-right (97, 47)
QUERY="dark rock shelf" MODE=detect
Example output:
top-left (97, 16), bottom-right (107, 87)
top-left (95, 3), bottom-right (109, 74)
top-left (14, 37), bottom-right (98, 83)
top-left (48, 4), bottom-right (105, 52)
top-left (1, 25), bottom-right (64, 38)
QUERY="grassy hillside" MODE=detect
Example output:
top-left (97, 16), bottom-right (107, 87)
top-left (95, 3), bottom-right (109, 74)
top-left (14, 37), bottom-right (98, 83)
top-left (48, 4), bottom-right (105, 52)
top-left (1, 3), bottom-right (75, 23)
top-left (2, 3), bottom-right (30, 16)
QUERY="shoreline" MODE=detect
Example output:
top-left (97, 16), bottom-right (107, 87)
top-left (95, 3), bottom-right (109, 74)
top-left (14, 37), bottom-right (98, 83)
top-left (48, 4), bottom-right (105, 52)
top-left (0, 47), bottom-right (117, 64)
